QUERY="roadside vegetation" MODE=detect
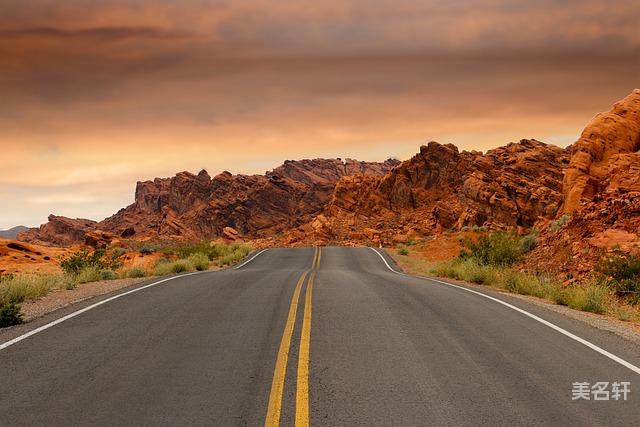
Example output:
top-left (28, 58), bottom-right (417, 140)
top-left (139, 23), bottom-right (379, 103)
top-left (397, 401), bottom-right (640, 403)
top-left (398, 230), bottom-right (640, 323)
top-left (0, 241), bottom-right (253, 327)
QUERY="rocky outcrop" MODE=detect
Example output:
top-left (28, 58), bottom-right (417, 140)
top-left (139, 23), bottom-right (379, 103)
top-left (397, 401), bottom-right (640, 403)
top-left (21, 158), bottom-right (398, 246)
top-left (523, 89), bottom-right (640, 277)
top-left (563, 89), bottom-right (640, 213)
top-left (301, 139), bottom-right (570, 245)
top-left (18, 215), bottom-right (97, 246)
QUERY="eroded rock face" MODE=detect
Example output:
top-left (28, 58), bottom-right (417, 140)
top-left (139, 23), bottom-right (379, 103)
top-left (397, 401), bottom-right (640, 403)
top-left (563, 89), bottom-right (640, 213)
top-left (18, 215), bottom-right (97, 246)
top-left (521, 89), bottom-right (640, 278)
top-left (313, 139), bottom-right (569, 245)
top-left (21, 159), bottom-right (398, 246)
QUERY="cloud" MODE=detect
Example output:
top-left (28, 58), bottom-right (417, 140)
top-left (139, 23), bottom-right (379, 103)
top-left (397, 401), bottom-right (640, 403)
top-left (0, 0), bottom-right (639, 227)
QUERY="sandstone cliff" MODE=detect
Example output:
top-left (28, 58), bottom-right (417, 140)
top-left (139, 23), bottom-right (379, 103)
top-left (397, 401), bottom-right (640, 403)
top-left (282, 139), bottom-right (569, 245)
top-left (20, 158), bottom-right (398, 246)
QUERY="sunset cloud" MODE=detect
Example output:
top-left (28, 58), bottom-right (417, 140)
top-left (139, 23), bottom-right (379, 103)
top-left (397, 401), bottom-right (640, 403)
top-left (1, 0), bottom-right (639, 229)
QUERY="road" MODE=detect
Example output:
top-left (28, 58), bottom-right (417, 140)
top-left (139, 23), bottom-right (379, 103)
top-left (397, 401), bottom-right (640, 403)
top-left (1, 247), bottom-right (639, 426)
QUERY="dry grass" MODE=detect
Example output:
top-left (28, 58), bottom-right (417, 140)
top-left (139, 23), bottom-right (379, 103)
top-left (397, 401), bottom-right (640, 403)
top-left (400, 255), bottom-right (639, 322)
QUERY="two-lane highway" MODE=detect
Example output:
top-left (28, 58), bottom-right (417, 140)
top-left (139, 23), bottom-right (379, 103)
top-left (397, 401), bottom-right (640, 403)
top-left (1, 247), bottom-right (639, 426)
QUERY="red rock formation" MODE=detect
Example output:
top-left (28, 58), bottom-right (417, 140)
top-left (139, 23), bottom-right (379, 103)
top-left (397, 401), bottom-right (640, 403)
top-left (303, 139), bottom-right (569, 245)
top-left (563, 89), bottom-right (640, 213)
top-left (523, 89), bottom-right (640, 277)
top-left (21, 159), bottom-right (398, 246)
top-left (18, 215), bottom-right (97, 246)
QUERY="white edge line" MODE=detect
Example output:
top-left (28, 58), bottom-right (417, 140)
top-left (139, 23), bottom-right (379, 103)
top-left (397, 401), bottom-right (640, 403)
top-left (0, 249), bottom-right (269, 351)
top-left (369, 247), bottom-right (640, 376)
top-left (232, 248), bottom-right (267, 269)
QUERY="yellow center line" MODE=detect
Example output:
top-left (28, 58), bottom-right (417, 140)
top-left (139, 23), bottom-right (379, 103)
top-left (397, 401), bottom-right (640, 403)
top-left (295, 267), bottom-right (315, 427)
top-left (264, 247), bottom-right (317, 427)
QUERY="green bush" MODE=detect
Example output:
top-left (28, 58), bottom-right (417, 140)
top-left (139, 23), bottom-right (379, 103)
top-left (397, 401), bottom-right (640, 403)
top-left (520, 229), bottom-right (539, 253)
top-left (139, 244), bottom-right (159, 255)
top-left (597, 251), bottom-right (640, 300)
top-left (398, 246), bottom-right (409, 256)
top-left (550, 214), bottom-right (571, 233)
top-left (0, 303), bottom-right (22, 327)
top-left (567, 280), bottom-right (610, 314)
top-left (99, 269), bottom-right (119, 281)
top-left (460, 232), bottom-right (521, 266)
top-left (127, 268), bottom-right (146, 278)
top-left (110, 247), bottom-right (127, 260)
top-left (74, 267), bottom-right (101, 284)
top-left (187, 253), bottom-right (210, 271)
top-left (60, 249), bottom-right (104, 274)
top-left (172, 261), bottom-right (190, 273)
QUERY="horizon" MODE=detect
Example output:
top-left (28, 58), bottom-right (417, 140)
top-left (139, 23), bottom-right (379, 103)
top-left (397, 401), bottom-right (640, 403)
top-left (2, 0), bottom-right (640, 229)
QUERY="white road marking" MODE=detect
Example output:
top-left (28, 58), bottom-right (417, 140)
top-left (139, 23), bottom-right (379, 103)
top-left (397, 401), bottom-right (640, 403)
top-left (369, 247), bottom-right (640, 376)
top-left (232, 248), bottom-right (268, 269)
top-left (0, 249), bottom-right (269, 351)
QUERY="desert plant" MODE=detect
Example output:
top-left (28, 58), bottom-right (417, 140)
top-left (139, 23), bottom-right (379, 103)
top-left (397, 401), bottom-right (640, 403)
top-left (126, 268), bottom-right (146, 278)
top-left (74, 267), bottom-right (101, 284)
top-left (519, 229), bottom-right (539, 253)
top-left (550, 214), bottom-right (571, 233)
top-left (597, 250), bottom-right (640, 301)
top-left (0, 303), bottom-right (22, 327)
top-left (110, 247), bottom-right (128, 260)
top-left (187, 253), bottom-right (210, 271)
top-left (60, 249), bottom-right (104, 275)
top-left (172, 261), bottom-right (190, 273)
top-left (99, 269), bottom-right (119, 281)
top-left (139, 244), bottom-right (160, 255)
top-left (460, 232), bottom-right (521, 266)
top-left (398, 246), bottom-right (409, 256)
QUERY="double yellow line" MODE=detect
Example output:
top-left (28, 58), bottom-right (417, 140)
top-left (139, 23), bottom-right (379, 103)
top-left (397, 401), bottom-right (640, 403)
top-left (265, 247), bottom-right (321, 427)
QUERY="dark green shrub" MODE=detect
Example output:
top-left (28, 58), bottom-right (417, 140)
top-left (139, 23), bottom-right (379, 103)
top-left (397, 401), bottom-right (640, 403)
top-left (459, 232), bottom-right (521, 266)
top-left (0, 303), bottom-right (23, 327)
top-left (172, 261), bottom-right (189, 273)
top-left (550, 214), bottom-right (570, 233)
top-left (519, 229), bottom-right (539, 253)
top-left (139, 245), bottom-right (159, 255)
top-left (99, 269), bottom-right (119, 280)
top-left (398, 246), bottom-right (409, 256)
top-left (127, 268), bottom-right (146, 278)
top-left (60, 249), bottom-right (104, 275)
top-left (597, 251), bottom-right (640, 301)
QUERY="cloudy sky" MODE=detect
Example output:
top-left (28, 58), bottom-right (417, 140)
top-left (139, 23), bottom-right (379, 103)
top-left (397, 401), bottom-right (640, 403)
top-left (1, 0), bottom-right (639, 229)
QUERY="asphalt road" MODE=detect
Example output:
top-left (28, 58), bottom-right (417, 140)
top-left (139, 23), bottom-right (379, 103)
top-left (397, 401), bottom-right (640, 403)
top-left (1, 247), bottom-right (639, 426)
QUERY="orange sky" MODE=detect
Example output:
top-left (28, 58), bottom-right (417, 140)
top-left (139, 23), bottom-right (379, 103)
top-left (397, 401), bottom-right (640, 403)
top-left (1, 0), bottom-right (639, 229)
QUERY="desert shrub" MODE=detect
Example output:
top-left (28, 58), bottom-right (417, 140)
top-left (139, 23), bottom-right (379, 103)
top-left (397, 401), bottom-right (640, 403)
top-left (60, 249), bottom-right (104, 275)
top-left (566, 279), bottom-right (610, 314)
top-left (110, 247), bottom-right (127, 259)
top-left (397, 246), bottom-right (409, 256)
top-left (151, 258), bottom-right (172, 276)
top-left (126, 268), bottom-right (146, 278)
top-left (501, 270), bottom-right (546, 298)
top-left (139, 244), bottom-right (160, 255)
top-left (74, 267), bottom-right (101, 284)
top-left (597, 251), bottom-right (640, 301)
top-left (405, 237), bottom-right (417, 246)
top-left (187, 253), bottom-right (210, 271)
top-left (471, 225), bottom-right (486, 232)
top-left (460, 232), bottom-right (521, 267)
top-left (99, 269), bottom-right (119, 281)
top-left (172, 260), bottom-right (190, 273)
top-left (0, 303), bottom-right (22, 327)
top-left (519, 229), bottom-right (539, 253)
top-left (550, 214), bottom-right (571, 233)
top-left (0, 273), bottom-right (70, 305)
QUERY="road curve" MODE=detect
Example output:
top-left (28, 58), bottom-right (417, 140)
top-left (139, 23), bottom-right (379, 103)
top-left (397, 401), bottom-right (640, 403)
top-left (1, 247), bottom-right (639, 426)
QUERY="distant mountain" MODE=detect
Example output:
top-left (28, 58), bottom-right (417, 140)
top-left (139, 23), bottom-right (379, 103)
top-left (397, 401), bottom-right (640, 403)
top-left (0, 226), bottom-right (30, 240)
